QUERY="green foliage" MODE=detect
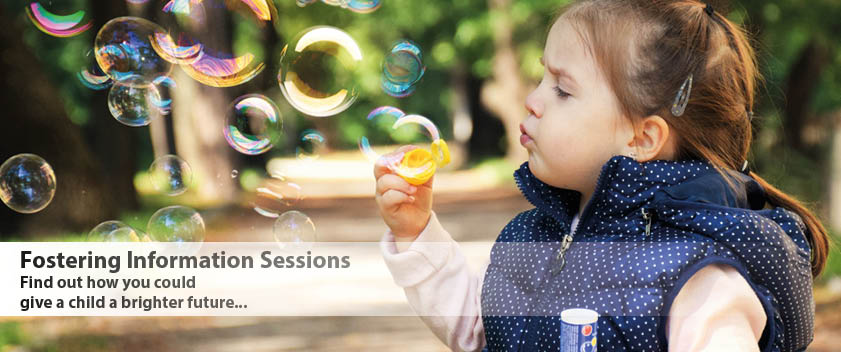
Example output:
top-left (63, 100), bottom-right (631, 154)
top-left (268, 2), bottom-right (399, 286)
top-left (0, 322), bottom-right (25, 348)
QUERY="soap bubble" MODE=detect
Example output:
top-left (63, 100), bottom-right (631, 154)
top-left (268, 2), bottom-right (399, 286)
top-left (87, 221), bottom-right (151, 242)
top-left (279, 26), bottom-right (363, 117)
top-left (296, 0), bottom-right (381, 13)
top-left (151, 76), bottom-right (176, 115)
top-left (78, 49), bottom-right (112, 90)
top-left (154, 0), bottom-right (274, 87)
top-left (358, 108), bottom-right (443, 179)
top-left (148, 154), bottom-right (192, 196)
top-left (95, 16), bottom-right (172, 83)
top-left (147, 206), bottom-right (205, 253)
top-left (26, 2), bottom-right (92, 37)
top-left (253, 173), bottom-right (303, 218)
top-left (382, 40), bottom-right (425, 97)
top-left (0, 154), bottom-right (56, 214)
top-left (231, 170), bottom-right (239, 178)
top-left (358, 106), bottom-right (415, 162)
top-left (296, 129), bottom-right (326, 161)
top-left (223, 94), bottom-right (283, 155)
top-left (107, 75), bottom-right (163, 127)
top-left (149, 32), bottom-right (203, 65)
top-left (181, 51), bottom-right (265, 88)
top-left (273, 210), bottom-right (316, 251)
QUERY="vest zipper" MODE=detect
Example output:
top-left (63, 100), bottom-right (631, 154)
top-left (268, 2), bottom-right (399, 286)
top-left (641, 207), bottom-right (653, 236)
top-left (550, 234), bottom-right (573, 275)
top-left (549, 162), bottom-right (612, 276)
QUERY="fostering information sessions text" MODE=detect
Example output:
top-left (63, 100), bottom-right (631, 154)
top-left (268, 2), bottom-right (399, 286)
top-left (20, 250), bottom-right (351, 273)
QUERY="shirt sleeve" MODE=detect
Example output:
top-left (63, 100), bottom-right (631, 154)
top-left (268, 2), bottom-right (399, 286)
top-left (380, 211), bottom-right (487, 352)
top-left (666, 263), bottom-right (767, 352)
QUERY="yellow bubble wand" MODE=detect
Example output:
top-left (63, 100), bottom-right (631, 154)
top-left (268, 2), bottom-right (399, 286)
top-left (360, 111), bottom-right (451, 186)
top-left (390, 115), bottom-right (450, 186)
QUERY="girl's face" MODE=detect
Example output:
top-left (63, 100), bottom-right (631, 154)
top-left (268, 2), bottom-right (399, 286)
top-left (521, 18), bottom-right (635, 203)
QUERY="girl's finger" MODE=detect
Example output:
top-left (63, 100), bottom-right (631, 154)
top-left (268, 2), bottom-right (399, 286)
top-left (380, 189), bottom-right (415, 208)
top-left (377, 174), bottom-right (417, 196)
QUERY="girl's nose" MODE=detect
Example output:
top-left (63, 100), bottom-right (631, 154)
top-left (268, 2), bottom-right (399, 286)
top-left (525, 88), bottom-right (543, 118)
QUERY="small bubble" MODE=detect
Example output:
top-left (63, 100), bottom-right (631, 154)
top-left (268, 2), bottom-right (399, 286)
top-left (0, 154), bottom-right (57, 214)
top-left (148, 154), bottom-right (192, 196)
top-left (273, 210), bottom-right (316, 251)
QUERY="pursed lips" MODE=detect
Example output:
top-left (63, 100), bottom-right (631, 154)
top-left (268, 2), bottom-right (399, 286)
top-left (520, 123), bottom-right (534, 146)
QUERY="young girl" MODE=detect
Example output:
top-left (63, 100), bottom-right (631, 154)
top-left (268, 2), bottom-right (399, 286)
top-left (375, 0), bottom-right (829, 351)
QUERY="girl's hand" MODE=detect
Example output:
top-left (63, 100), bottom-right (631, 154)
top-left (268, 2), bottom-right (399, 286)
top-left (374, 145), bottom-right (434, 239)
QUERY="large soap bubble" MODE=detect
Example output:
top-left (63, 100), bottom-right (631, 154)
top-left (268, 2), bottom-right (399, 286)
top-left (95, 16), bottom-right (172, 83)
top-left (0, 154), bottom-right (56, 214)
top-left (107, 75), bottom-right (162, 127)
top-left (223, 94), bottom-right (283, 155)
top-left (153, 0), bottom-right (274, 87)
top-left (148, 154), bottom-right (192, 196)
top-left (273, 210), bottom-right (316, 251)
top-left (278, 26), bottom-right (363, 117)
top-left (88, 221), bottom-right (151, 242)
top-left (147, 206), bottom-right (205, 253)
top-left (382, 40), bottom-right (425, 98)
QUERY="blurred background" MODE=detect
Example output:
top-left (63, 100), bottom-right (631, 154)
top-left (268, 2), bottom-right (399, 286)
top-left (0, 0), bottom-right (839, 350)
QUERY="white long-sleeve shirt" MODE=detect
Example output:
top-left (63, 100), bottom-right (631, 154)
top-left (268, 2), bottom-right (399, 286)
top-left (380, 212), bottom-right (766, 351)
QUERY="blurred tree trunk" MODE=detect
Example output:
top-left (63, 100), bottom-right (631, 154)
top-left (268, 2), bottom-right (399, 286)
top-left (783, 39), bottom-right (829, 159)
top-left (168, 3), bottom-right (238, 204)
top-left (0, 5), bottom-right (117, 237)
top-left (89, 0), bottom-right (139, 211)
top-left (481, 0), bottom-right (529, 164)
top-left (829, 112), bottom-right (841, 230)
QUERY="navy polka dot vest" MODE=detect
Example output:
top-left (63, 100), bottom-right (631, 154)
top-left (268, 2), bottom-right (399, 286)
top-left (481, 155), bottom-right (814, 351)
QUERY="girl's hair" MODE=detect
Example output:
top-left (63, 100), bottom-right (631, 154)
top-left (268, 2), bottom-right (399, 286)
top-left (556, 0), bottom-right (829, 277)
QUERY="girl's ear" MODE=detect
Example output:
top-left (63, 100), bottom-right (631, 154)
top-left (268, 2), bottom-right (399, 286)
top-left (626, 115), bottom-right (676, 162)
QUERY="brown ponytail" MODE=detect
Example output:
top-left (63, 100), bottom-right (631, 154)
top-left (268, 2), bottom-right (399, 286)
top-left (558, 0), bottom-right (831, 277)
top-left (749, 172), bottom-right (829, 277)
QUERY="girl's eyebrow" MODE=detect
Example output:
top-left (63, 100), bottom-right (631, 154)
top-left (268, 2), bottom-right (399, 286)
top-left (539, 56), bottom-right (579, 89)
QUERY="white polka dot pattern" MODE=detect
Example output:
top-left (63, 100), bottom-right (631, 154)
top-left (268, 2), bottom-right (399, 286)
top-left (480, 155), bottom-right (814, 352)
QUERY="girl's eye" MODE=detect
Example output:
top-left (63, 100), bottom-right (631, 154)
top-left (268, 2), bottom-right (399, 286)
top-left (553, 86), bottom-right (570, 98)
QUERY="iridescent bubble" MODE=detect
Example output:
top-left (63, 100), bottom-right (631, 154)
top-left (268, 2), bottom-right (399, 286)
top-left (78, 49), bottom-right (112, 90)
top-left (278, 26), bottom-right (363, 117)
top-left (223, 94), bottom-right (283, 155)
top-left (95, 16), bottom-right (172, 83)
top-left (87, 221), bottom-right (151, 242)
top-left (382, 40), bottom-right (425, 98)
top-left (148, 154), bottom-right (192, 196)
top-left (296, 0), bottom-right (381, 13)
top-left (253, 173), bottom-right (303, 218)
top-left (26, 2), bottom-right (92, 37)
top-left (273, 210), bottom-right (316, 251)
top-left (358, 106), bottom-right (411, 162)
top-left (107, 75), bottom-right (162, 127)
top-left (151, 76), bottom-right (176, 115)
top-left (296, 129), bottom-right (326, 161)
top-left (0, 154), bottom-right (56, 214)
top-left (182, 51), bottom-right (265, 88)
top-left (150, 32), bottom-right (203, 65)
top-left (162, 0), bottom-right (201, 15)
top-left (156, 0), bottom-right (274, 87)
top-left (147, 206), bottom-right (205, 253)
top-left (359, 108), bottom-right (443, 179)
